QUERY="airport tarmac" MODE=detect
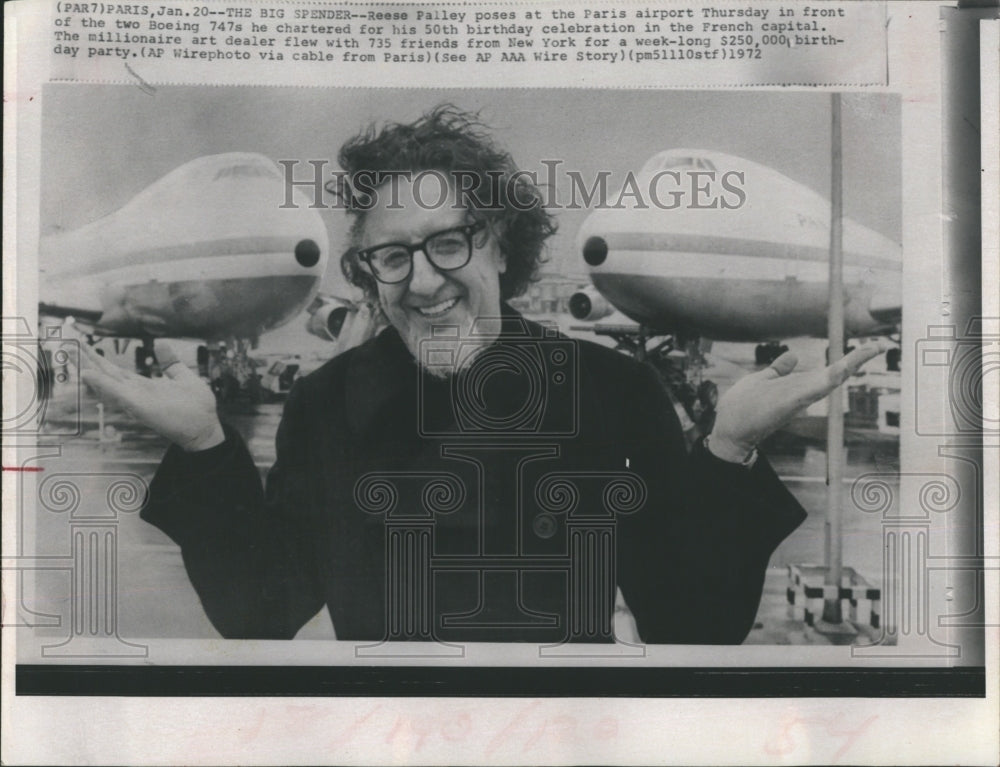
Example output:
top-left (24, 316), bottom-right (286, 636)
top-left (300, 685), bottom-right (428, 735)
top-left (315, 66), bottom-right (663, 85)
top-left (16, 365), bottom-right (897, 648)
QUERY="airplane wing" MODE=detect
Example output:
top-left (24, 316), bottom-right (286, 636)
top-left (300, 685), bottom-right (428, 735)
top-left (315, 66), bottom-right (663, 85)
top-left (38, 301), bottom-right (148, 340)
top-left (570, 322), bottom-right (643, 338)
top-left (38, 302), bottom-right (103, 324)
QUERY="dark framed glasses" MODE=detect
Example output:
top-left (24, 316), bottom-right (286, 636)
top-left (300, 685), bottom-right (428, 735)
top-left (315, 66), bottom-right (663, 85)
top-left (357, 221), bottom-right (487, 285)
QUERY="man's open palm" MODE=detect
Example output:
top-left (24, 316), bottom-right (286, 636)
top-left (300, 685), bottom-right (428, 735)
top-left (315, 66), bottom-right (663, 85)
top-left (80, 341), bottom-right (224, 452)
top-left (708, 340), bottom-right (891, 462)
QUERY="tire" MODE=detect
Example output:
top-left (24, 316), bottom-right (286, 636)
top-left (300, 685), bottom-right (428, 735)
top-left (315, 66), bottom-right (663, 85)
top-left (697, 380), bottom-right (719, 410)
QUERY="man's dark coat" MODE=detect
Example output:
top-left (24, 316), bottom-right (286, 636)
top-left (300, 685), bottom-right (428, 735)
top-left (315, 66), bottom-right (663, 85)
top-left (144, 311), bottom-right (806, 643)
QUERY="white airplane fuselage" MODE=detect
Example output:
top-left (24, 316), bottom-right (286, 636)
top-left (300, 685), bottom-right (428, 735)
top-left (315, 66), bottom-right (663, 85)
top-left (575, 150), bottom-right (901, 341)
top-left (40, 152), bottom-right (329, 343)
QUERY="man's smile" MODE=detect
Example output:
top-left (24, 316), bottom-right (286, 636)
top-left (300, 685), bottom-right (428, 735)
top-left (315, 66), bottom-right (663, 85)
top-left (412, 296), bottom-right (461, 318)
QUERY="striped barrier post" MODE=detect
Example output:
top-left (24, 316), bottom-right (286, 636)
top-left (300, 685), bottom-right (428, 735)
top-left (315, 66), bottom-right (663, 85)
top-left (787, 564), bottom-right (881, 630)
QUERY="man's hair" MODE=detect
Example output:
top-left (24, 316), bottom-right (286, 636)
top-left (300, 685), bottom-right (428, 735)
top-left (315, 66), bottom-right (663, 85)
top-left (337, 104), bottom-right (557, 301)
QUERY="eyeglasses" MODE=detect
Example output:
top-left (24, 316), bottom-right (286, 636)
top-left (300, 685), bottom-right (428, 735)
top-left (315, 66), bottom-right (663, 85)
top-left (357, 221), bottom-right (487, 285)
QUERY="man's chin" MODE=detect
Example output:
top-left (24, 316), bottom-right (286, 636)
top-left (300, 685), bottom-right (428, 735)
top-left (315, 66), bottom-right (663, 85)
top-left (423, 359), bottom-right (457, 380)
top-left (405, 332), bottom-right (496, 379)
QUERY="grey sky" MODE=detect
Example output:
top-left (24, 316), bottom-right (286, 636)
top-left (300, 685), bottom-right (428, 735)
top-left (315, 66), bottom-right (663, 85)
top-left (41, 85), bottom-right (900, 295)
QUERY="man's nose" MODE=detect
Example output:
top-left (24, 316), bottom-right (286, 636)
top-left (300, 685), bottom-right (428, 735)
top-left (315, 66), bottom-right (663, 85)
top-left (408, 248), bottom-right (446, 293)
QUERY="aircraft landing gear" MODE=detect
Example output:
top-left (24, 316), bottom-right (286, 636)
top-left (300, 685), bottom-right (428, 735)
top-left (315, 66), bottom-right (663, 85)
top-left (134, 338), bottom-right (157, 377)
top-left (640, 332), bottom-right (718, 444)
top-left (204, 338), bottom-right (263, 406)
top-left (697, 379), bottom-right (719, 410)
top-left (211, 372), bottom-right (245, 404)
top-left (196, 345), bottom-right (210, 378)
top-left (754, 341), bottom-right (789, 366)
top-left (886, 347), bottom-right (901, 372)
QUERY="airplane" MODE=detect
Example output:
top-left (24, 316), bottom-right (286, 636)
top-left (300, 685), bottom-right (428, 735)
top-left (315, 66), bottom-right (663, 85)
top-left (39, 152), bottom-right (330, 400)
top-left (567, 149), bottom-right (902, 435)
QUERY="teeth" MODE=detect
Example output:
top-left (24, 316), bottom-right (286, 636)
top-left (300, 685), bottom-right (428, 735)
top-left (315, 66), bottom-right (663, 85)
top-left (415, 297), bottom-right (460, 317)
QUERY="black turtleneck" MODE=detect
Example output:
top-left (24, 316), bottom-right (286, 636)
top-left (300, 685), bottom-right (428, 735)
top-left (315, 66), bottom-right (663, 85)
top-left (145, 307), bottom-right (806, 643)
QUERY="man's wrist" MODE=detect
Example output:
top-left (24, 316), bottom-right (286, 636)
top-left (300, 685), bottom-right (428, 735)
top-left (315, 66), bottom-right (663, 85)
top-left (705, 433), bottom-right (758, 467)
top-left (180, 421), bottom-right (226, 453)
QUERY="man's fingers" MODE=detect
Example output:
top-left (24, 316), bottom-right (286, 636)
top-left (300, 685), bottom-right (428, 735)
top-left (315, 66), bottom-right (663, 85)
top-left (827, 342), bottom-right (886, 385)
top-left (66, 347), bottom-right (82, 374)
top-left (153, 339), bottom-right (180, 369)
top-left (81, 370), bottom-right (134, 407)
top-left (758, 351), bottom-right (799, 380)
top-left (80, 343), bottom-right (104, 372)
top-left (782, 341), bottom-right (887, 405)
top-left (154, 340), bottom-right (199, 384)
top-left (82, 344), bottom-right (129, 381)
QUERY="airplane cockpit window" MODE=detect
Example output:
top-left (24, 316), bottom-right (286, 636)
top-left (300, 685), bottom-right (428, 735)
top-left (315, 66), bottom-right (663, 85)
top-left (660, 156), bottom-right (694, 169)
top-left (214, 163), bottom-right (279, 181)
top-left (656, 156), bottom-right (717, 172)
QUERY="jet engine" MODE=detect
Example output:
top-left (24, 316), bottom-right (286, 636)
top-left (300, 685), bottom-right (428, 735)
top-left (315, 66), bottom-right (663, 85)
top-left (305, 297), bottom-right (352, 341)
top-left (568, 286), bottom-right (614, 321)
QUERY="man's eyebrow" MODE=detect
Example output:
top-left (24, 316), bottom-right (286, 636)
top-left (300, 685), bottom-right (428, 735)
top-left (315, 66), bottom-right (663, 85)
top-left (366, 221), bottom-right (468, 246)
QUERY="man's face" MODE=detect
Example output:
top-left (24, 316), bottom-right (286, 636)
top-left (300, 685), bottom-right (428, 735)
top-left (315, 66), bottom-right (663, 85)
top-left (360, 176), bottom-right (507, 373)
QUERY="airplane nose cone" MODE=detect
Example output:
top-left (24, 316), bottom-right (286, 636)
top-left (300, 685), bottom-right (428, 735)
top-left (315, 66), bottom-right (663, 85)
top-left (582, 236), bottom-right (608, 266)
top-left (294, 238), bottom-right (321, 267)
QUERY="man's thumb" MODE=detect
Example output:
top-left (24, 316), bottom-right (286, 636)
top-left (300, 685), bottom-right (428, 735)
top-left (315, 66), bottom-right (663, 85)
top-left (760, 351), bottom-right (798, 379)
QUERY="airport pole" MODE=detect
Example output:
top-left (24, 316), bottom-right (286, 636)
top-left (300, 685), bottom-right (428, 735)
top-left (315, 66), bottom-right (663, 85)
top-left (823, 93), bottom-right (846, 624)
top-left (97, 402), bottom-right (106, 453)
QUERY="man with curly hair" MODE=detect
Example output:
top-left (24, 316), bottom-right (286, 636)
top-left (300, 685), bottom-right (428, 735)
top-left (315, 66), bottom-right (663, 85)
top-left (85, 105), bottom-right (886, 644)
top-left (333, 106), bottom-right (559, 378)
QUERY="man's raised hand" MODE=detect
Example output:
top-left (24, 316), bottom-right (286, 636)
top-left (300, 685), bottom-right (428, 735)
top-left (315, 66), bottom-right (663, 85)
top-left (707, 340), bottom-right (892, 463)
top-left (80, 340), bottom-right (225, 452)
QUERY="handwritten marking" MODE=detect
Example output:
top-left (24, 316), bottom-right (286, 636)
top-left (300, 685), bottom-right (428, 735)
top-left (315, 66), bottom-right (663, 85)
top-left (314, 703), bottom-right (619, 756)
top-left (329, 705), bottom-right (383, 748)
top-left (764, 712), bottom-right (879, 763)
top-left (124, 61), bottom-right (156, 95)
top-left (485, 700), bottom-right (543, 756)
